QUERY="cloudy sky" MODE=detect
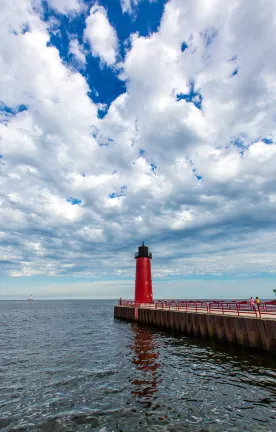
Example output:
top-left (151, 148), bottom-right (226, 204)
top-left (1, 0), bottom-right (276, 299)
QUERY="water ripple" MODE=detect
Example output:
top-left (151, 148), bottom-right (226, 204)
top-left (1, 300), bottom-right (276, 431)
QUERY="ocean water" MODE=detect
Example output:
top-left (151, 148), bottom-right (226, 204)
top-left (0, 300), bottom-right (276, 432)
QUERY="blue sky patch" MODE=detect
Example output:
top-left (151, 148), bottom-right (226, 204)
top-left (139, 148), bottom-right (145, 156)
top-left (262, 138), bottom-right (274, 144)
top-left (0, 103), bottom-right (28, 124)
top-left (109, 185), bottom-right (127, 199)
top-left (231, 68), bottom-right (239, 77)
top-left (232, 137), bottom-right (244, 148)
top-left (0, 103), bottom-right (28, 115)
top-left (21, 22), bottom-right (31, 34)
top-left (97, 105), bottom-right (109, 119)
top-left (98, 0), bottom-right (166, 42)
top-left (151, 163), bottom-right (157, 173)
top-left (189, 159), bottom-right (202, 181)
top-left (67, 197), bottom-right (82, 205)
top-left (231, 134), bottom-right (248, 150)
top-left (181, 42), bottom-right (188, 52)
top-left (176, 79), bottom-right (203, 110)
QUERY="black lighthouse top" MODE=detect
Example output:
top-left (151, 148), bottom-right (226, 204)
top-left (135, 242), bottom-right (152, 259)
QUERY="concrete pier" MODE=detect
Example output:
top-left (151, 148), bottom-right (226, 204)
top-left (114, 306), bottom-right (276, 352)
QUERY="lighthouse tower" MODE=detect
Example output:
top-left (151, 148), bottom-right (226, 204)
top-left (135, 242), bottom-right (153, 304)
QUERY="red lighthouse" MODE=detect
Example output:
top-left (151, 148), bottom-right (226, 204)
top-left (135, 242), bottom-right (153, 304)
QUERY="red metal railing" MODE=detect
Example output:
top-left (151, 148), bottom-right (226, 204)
top-left (118, 299), bottom-right (276, 318)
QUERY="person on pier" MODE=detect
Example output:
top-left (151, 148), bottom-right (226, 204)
top-left (250, 297), bottom-right (255, 311)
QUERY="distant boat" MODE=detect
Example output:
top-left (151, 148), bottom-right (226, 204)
top-left (27, 295), bottom-right (33, 301)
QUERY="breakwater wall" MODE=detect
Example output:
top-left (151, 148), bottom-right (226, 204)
top-left (114, 306), bottom-right (276, 352)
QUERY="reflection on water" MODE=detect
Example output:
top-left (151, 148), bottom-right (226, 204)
top-left (128, 324), bottom-right (276, 431)
top-left (129, 324), bottom-right (161, 408)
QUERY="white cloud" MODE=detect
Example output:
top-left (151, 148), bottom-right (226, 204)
top-left (120, 0), bottom-right (139, 14)
top-left (1, 0), bottom-right (276, 297)
top-left (84, 3), bottom-right (118, 66)
top-left (69, 38), bottom-right (86, 65)
top-left (47, 0), bottom-right (83, 14)
top-left (120, 0), bottom-right (155, 15)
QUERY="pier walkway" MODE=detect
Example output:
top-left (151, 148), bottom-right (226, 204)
top-left (119, 299), bottom-right (276, 320)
